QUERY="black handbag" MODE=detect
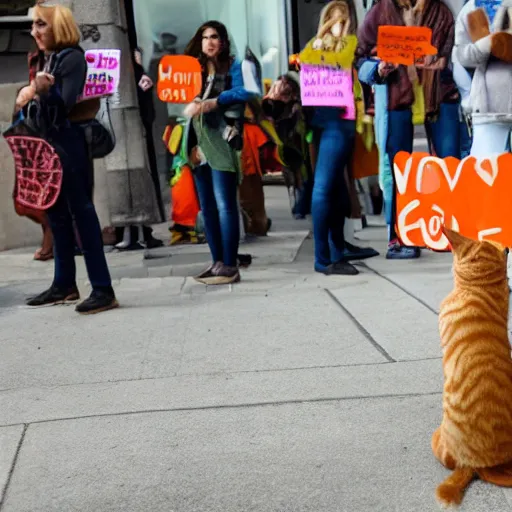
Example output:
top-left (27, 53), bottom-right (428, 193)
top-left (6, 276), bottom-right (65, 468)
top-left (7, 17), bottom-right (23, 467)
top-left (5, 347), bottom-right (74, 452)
top-left (80, 97), bottom-right (116, 159)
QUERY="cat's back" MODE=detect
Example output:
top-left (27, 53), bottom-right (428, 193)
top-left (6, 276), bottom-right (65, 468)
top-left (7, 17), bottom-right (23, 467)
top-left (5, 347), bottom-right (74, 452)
top-left (439, 284), bottom-right (509, 349)
top-left (440, 285), bottom-right (512, 467)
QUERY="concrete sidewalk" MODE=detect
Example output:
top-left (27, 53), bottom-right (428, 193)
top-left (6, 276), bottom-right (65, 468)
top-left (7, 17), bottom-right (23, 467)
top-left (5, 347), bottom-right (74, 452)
top-left (1, 187), bottom-right (511, 511)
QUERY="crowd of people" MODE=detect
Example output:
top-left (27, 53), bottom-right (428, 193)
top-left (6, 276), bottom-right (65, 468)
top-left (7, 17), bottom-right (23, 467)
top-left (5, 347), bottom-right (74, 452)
top-left (8, 0), bottom-right (512, 313)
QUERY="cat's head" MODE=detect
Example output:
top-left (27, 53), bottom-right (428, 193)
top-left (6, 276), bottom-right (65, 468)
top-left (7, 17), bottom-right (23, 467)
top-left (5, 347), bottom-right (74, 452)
top-left (442, 227), bottom-right (508, 284)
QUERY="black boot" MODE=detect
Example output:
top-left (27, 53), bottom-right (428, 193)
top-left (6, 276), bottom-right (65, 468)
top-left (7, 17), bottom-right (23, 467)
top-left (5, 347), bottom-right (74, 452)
top-left (143, 226), bottom-right (164, 249)
top-left (26, 284), bottom-right (80, 307)
top-left (75, 287), bottom-right (119, 315)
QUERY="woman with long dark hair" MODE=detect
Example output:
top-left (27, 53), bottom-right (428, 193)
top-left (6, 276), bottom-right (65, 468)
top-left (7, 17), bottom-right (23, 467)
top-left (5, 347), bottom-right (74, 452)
top-left (184, 21), bottom-right (257, 285)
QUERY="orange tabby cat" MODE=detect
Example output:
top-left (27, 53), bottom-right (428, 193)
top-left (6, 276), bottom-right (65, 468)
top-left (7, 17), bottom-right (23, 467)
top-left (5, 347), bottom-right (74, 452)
top-left (432, 226), bottom-right (512, 507)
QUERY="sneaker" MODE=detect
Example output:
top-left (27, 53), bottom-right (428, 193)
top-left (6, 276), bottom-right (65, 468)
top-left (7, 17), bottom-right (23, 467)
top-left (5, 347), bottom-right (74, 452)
top-left (315, 261), bottom-right (359, 276)
top-left (343, 242), bottom-right (380, 262)
top-left (26, 285), bottom-right (80, 307)
top-left (75, 288), bottom-right (119, 315)
top-left (386, 240), bottom-right (421, 260)
top-left (194, 262), bottom-right (221, 284)
top-left (118, 242), bottom-right (145, 251)
top-left (208, 264), bottom-right (241, 285)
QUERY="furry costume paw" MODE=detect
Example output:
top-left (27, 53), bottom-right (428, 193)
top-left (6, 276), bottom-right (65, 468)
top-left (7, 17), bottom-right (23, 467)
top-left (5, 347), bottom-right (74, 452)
top-left (467, 8), bottom-right (491, 42)
top-left (491, 32), bottom-right (512, 63)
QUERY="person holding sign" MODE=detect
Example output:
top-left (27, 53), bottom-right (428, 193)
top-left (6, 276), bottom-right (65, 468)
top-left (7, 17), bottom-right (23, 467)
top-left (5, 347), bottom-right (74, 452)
top-left (453, 0), bottom-right (512, 157)
top-left (300, 0), bottom-right (365, 276)
top-left (357, 0), bottom-right (461, 260)
top-left (183, 21), bottom-right (259, 285)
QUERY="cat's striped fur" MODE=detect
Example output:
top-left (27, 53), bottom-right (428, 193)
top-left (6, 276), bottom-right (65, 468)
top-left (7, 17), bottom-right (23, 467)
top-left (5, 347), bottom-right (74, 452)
top-left (433, 227), bottom-right (512, 507)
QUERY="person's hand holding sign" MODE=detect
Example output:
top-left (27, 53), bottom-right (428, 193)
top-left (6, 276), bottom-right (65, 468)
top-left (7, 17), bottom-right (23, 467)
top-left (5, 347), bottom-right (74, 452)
top-left (415, 55), bottom-right (447, 70)
top-left (378, 61), bottom-right (397, 78)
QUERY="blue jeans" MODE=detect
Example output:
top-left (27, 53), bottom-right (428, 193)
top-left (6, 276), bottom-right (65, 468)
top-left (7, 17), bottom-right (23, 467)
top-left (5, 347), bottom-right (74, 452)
top-left (386, 103), bottom-right (460, 241)
top-left (460, 120), bottom-right (472, 159)
top-left (47, 124), bottom-right (112, 290)
top-left (311, 115), bottom-right (355, 268)
top-left (194, 164), bottom-right (239, 267)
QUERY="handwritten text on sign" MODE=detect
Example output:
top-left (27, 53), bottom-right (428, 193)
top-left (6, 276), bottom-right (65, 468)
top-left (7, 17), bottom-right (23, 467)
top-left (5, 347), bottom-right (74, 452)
top-left (300, 64), bottom-right (355, 118)
top-left (82, 49), bottom-right (121, 99)
top-left (157, 56), bottom-right (202, 104)
top-left (394, 152), bottom-right (512, 250)
top-left (377, 26), bottom-right (437, 66)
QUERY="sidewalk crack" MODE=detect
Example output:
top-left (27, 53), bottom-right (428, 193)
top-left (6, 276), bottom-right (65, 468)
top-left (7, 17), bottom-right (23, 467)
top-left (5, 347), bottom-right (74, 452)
top-left (360, 263), bottom-right (439, 315)
top-left (0, 424), bottom-right (28, 511)
top-left (325, 289), bottom-right (396, 363)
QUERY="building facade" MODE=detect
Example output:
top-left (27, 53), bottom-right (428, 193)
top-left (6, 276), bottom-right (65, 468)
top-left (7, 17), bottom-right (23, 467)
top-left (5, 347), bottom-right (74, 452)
top-left (0, 0), bottom-right (165, 251)
top-left (0, 0), bottom-right (293, 251)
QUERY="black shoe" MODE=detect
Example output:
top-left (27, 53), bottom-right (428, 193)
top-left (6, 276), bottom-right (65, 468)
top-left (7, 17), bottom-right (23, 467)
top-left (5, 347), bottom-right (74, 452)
top-left (26, 285), bottom-right (80, 307)
top-left (237, 254), bottom-right (252, 268)
top-left (315, 262), bottom-right (359, 276)
top-left (342, 242), bottom-right (380, 262)
top-left (143, 236), bottom-right (164, 249)
top-left (75, 288), bottom-right (119, 315)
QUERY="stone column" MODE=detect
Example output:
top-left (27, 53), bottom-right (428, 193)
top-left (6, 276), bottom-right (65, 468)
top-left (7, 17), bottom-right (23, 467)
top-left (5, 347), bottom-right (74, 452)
top-left (71, 0), bottom-right (161, 228)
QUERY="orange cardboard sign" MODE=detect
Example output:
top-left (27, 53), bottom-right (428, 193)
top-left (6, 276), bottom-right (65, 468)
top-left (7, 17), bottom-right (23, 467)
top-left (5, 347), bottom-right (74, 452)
top-left (394, 152), bottom-right (512, 250)
top-left (377, 26), bottom-right (437, 66)
top-left (157, 55), bottom-right (202, 103)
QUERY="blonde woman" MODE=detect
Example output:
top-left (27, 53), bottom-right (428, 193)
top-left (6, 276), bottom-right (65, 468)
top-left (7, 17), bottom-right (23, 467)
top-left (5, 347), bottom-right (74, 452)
top-left (24, 2), bottom-right (118, 314)
top-left (305, 1), bottom-right (361, 276)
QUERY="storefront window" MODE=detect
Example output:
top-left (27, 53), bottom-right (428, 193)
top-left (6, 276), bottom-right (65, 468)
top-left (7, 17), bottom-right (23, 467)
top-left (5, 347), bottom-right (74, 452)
top-left (132, 0), bottom-right (290, 179)
top-left (0, 3), bottom-right (35, 84)
top-left (133, 0), bottom-right (289, 87)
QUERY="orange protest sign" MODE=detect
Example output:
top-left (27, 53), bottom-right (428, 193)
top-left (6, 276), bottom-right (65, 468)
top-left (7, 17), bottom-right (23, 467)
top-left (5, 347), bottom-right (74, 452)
top-left (394, 152), bottom-right (512, 250)
top-left (377, 26), bottom-right (437, 66)
top-left (157, 55), bottom-right (202, 103)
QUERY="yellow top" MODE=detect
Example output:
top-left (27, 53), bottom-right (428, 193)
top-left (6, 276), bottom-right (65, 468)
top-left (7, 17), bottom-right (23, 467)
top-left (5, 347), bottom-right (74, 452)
top-left (299, 34), bottom-right (357, 70)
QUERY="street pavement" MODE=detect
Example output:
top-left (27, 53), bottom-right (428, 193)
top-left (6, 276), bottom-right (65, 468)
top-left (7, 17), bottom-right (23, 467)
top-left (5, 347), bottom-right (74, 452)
top-left (1, 186), bottom-right (511, 511)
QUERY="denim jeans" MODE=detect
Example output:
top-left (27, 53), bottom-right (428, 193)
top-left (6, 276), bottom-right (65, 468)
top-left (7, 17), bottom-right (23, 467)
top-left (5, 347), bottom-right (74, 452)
top-left (47, 124), bottom-right (112, 290)
top-left (386, 103), bottom-right (461, 241)
top-left (460, 120), bottom-right (472, 159)
top-left (194, 164), bottom-right (239, 267)
top-left (311, 112), bottom-right (355, 268)
top-left (427, 102), bottom-right (462, 159)
top-left (293, 178), bottom-right (313, 217)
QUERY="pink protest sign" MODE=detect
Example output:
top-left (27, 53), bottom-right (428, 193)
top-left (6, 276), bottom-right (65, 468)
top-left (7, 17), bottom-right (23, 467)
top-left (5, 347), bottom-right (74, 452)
top-left (300, 64), bottom-right (355, 118)
top-left (82, 49), bottom-right (121, 100)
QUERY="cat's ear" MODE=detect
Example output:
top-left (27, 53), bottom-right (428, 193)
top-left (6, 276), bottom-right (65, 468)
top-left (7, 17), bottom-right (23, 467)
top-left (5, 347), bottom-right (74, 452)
top-left (442, 226), bottom-right (471, 252)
